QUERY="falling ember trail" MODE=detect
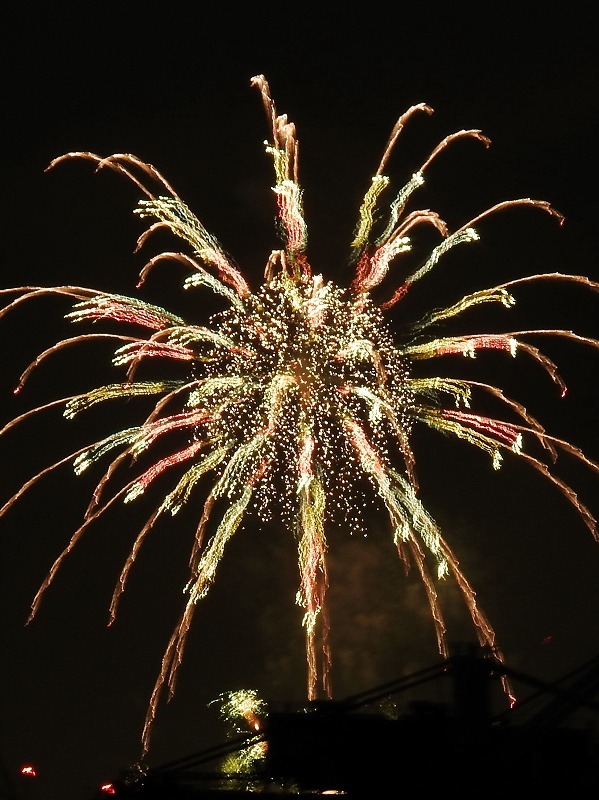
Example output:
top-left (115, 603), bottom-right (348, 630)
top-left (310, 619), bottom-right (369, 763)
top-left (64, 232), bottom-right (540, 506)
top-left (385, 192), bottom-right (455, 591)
top-left (1, 75), bottom-right (598, 756)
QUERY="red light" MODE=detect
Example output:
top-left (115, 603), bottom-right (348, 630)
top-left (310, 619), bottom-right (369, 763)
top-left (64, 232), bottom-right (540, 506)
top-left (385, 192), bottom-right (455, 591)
top-left (21, 765), bottom-right (37, 777)
top-left (101, 783), bottom-right (116, 794)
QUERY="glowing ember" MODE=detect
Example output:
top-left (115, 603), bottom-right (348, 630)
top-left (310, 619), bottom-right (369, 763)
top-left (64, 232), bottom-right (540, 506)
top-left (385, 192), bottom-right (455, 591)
top-left (20, 765), bottom-right (37, 777)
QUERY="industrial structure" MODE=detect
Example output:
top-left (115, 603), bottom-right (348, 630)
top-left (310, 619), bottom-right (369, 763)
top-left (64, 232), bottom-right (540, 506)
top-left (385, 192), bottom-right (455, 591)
top-left (94, 646), bottom-right (599, 798)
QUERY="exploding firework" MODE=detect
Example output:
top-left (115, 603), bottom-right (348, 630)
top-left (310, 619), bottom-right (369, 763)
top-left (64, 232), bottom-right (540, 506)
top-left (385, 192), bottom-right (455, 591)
top-left (2, 75), bottom-right (598, 753)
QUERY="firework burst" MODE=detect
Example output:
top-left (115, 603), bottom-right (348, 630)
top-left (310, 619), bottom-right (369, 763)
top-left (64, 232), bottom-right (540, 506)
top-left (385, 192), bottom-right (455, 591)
top-left (2, 75), bottom-right (598, 753)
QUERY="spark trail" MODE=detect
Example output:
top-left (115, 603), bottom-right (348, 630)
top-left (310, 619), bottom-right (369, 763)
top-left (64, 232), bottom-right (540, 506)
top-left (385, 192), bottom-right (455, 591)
top-left (2, 75), bottom-right (598, 754)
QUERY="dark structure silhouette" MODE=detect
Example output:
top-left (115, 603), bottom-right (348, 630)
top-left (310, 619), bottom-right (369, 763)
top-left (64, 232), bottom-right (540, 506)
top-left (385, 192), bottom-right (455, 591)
top-left (96, 646), bottom-right (599, 798)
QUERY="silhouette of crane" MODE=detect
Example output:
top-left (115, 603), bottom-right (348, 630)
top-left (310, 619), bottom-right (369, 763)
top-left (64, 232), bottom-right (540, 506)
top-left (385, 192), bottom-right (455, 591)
top-left (95, 645), bottom-right (599, 798)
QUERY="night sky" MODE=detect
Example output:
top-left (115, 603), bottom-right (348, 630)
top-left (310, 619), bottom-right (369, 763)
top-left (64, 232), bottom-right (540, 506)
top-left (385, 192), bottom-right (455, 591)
top-left (2, 6), bottom-right (599, 799)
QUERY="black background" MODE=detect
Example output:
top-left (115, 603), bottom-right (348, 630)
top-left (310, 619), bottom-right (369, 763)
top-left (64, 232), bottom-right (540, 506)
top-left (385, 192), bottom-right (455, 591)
top-left (1, 5), bottom-right (598, 799)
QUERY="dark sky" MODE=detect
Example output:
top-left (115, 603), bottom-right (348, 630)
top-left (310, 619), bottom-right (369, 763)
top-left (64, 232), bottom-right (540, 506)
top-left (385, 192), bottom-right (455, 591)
top-left (2, 6), bottom-right (599, 799)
